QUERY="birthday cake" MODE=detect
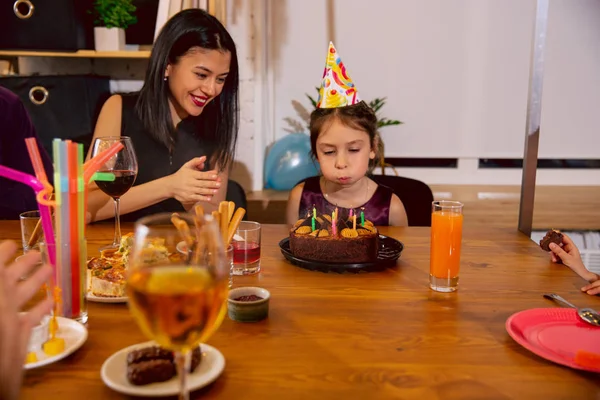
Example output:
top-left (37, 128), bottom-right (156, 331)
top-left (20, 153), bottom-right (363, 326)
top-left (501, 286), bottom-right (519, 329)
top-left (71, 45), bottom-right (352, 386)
top-left (289, 211), bottom-right (379, 263)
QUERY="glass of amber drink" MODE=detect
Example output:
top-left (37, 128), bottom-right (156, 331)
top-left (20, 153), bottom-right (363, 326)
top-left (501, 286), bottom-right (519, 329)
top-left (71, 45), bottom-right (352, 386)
top-left (126, 213), bottom-right (229, 400)
top-left (430, 201), bottom-right (464, 292)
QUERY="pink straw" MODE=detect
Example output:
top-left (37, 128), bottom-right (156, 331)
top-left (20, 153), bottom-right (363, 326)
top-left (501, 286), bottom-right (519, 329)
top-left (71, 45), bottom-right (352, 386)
top-left (24, 138), bottom-right (49, 183)
top-left (0, 165), bottom-right (56, 271)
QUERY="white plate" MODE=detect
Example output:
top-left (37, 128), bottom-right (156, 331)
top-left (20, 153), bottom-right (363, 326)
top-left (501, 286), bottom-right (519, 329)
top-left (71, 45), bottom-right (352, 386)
top-left (101, 341), bottom-right (225, 397)
top-left (86, 292), bottom-right (128, 303)
top-left (23, 317), bottom-right (88, 370)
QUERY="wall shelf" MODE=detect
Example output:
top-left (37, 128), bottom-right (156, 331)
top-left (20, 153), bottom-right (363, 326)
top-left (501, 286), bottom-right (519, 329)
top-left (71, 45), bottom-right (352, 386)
top-left (0, 50), bottom-right (150, 59)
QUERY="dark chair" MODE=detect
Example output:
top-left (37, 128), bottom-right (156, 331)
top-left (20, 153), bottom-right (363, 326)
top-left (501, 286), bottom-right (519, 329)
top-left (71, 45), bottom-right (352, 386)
top-left (226, 179), bottom-right (248, 220)
top-left (369, 174), bottom-right (434, 227)
top-left (296, 175), bottom-right (434, 226)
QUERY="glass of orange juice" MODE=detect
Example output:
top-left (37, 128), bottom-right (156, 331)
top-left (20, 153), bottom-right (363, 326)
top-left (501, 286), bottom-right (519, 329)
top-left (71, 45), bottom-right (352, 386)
top-left (430, 201), bottom-right (464, 292)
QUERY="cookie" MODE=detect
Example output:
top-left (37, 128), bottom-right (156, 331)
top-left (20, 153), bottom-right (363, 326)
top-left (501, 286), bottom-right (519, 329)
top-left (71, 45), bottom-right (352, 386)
top-left (539, 229), bottom-right (563, 251)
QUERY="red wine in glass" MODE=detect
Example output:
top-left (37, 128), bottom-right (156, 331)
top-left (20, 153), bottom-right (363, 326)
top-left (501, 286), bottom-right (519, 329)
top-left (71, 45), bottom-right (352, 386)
top-left (96, 171), bottom-right (137, 199)
top-left (232, 241), bottom-right (261, 264)
top-left (96, 170), bottom-right (136, 198)
top-left (91, 136), bottom-right (138, 251)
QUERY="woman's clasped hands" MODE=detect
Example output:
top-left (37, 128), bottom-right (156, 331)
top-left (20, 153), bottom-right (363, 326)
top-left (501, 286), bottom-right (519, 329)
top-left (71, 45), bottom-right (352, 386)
top-left (167, 156), bottom-right (222, 207)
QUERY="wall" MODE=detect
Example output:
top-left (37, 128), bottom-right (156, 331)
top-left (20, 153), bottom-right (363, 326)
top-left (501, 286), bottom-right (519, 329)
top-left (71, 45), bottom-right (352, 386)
top-left (9, 0), bottom-right (600, 190)
top-left (266, 0), bottom-right (600, 186)
top-left (15, 0), bottom-right (261, 190)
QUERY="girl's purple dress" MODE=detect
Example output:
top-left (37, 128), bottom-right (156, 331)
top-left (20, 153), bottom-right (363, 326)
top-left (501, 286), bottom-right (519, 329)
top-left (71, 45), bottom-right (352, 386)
top-left (298, 177), bottom-right (393, 226)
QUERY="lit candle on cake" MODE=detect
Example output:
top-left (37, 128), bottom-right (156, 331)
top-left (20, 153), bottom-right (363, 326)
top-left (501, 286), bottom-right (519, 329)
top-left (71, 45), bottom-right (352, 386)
top-left (353, 215), bottom-right (356, 230)
top-left (312, 206), bottom-right (316, 231)
top-left (332, 208), bottom-right (338, 236)
top-left (360, 207), bottom-right (365, 226)
top-left (349, 208), bottom-right (353, 218)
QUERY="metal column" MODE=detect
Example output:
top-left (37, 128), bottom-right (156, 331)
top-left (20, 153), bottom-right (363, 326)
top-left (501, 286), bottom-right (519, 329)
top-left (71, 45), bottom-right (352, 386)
top-left (518, 0), bottom-right (550, 236)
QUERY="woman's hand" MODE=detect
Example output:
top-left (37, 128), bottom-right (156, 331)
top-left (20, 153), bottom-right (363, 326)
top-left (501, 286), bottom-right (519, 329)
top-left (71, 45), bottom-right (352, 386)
top-left (0, 241), bottom-right (53, 400)
top-left (167, 156), bottom-right (222, 207)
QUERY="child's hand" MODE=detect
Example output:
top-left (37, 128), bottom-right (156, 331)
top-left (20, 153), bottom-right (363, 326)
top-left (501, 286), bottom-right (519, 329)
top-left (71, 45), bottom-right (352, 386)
top-left (581, 280), bottom-right (600, 296)
top-left (549, 233), bottom-right (597, 283)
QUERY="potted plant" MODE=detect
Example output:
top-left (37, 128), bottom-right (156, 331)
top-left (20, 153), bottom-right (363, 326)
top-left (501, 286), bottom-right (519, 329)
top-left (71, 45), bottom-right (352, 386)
top-left (283, 88), bottom-right (403, 175)
top-left (90, 0), bottom-right (137, 51)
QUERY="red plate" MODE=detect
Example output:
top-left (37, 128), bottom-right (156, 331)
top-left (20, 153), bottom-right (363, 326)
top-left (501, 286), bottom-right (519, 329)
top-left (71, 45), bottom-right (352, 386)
top-left (506, 308), bottom-right (600, 373)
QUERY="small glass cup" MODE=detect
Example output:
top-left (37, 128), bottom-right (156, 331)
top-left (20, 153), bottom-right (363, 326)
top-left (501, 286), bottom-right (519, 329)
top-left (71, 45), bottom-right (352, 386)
top-left (429, 201), bottom-right (464, 292)
top-left (20, 210), bottom-right (42, 253)
top-left (225, 244), bottom-right (234, 288)
top-left (232, 221), bottom-right (261, 275)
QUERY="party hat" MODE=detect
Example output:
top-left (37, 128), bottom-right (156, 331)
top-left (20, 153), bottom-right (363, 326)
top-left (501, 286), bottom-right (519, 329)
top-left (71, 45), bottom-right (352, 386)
top-left (316, 42), bottom-right (361, 108)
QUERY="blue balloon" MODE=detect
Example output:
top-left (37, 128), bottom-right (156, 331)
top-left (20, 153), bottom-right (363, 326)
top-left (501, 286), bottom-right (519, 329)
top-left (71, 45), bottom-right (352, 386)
top-left (264, 133), bottom-right (320, 190)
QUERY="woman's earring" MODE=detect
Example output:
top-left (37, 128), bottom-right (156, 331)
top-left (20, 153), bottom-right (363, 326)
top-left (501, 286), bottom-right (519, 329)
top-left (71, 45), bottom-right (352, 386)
top-left (164, 76), bottom-right (168, 82)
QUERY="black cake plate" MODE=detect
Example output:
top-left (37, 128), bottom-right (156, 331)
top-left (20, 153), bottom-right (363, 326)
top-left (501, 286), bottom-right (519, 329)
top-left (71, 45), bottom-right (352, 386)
top-left (278, 235), bottom-right (404, 273)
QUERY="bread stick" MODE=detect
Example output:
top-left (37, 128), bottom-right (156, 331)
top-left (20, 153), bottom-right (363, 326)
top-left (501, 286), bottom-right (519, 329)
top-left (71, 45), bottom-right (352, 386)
top-left (211, 211), bottom-right (221, 239)
top-left (192, 204), bottom-right (205, 235)
top-left (170, 214), bottom-right (193, 246)
top-left (218, 201), bottom-right (228, 218)
top-left (194, 204), bottom-right (205, 220)
top-left (227, 201), bottom-right (234, 223)
top-left (226, 207), bottom-right (245, 246)
top-left (218, 202), bottom-right (229, 244)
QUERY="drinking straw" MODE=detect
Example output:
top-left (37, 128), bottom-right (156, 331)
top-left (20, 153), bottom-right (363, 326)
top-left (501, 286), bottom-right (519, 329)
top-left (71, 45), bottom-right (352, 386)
top-left (26, 192), bottom-right (54, 249)
top-left (58, 140), bottom-right (71, 318)
top-left (83, 141), bottom-right (124, 184)
top-left (24, 137), bottom-right (55, 247)
top-left (68, 142), bottom-right (80, 316)
top-left (24, 137), bottom-right (50, 186)
top-left (77, 144), bottom-right (86, 314)
top-left (91, 172), bottom-right (115, 182)
top-left (0, 165), bottom-right (56, 271)
top-left (52, 140), bottom-right (62, 291)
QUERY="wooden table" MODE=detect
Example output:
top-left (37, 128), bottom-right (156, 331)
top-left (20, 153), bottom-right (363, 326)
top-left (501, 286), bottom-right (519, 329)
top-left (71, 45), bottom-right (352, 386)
top-left (2, 221), bottom-right (597, 399)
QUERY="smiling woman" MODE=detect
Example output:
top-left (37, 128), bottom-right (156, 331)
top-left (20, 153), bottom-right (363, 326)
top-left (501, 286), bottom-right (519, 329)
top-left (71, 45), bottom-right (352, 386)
top-left (86, 9), bottom-right (239, 223)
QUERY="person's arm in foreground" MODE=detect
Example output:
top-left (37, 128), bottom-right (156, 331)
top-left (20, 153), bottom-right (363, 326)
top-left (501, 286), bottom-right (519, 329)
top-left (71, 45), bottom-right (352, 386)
top-left (0, 241), bottom-right (53, 400)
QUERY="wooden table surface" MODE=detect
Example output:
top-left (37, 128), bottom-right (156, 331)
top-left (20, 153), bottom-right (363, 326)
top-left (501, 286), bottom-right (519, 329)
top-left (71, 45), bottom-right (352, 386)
top-left (2, 221), bottom-right (598, 399)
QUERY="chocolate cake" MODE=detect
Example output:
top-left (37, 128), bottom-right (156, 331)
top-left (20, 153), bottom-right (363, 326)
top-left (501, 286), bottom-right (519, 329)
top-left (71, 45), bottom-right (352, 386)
top-left (126, 345), bottom-right (202, 386)
top-left (289, 212), bottom-right (379, 263)
top-left (539, 229), bottom-right (564, 251)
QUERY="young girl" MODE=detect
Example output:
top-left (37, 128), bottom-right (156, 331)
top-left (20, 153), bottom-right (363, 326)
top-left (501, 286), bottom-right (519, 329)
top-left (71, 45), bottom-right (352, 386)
top-left (286, 42), bottom-right (408, 227)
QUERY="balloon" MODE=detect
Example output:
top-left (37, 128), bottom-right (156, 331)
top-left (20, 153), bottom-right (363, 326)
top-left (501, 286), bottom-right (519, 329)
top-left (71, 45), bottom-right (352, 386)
top-left (264, 133), bottom-right (320, 191)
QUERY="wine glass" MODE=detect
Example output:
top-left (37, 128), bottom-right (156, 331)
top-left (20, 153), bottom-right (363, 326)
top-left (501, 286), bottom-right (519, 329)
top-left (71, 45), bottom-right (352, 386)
top-left (126, 213), bottom-right (229, 400)
top-left (91, 136), bottom-right (138, 251)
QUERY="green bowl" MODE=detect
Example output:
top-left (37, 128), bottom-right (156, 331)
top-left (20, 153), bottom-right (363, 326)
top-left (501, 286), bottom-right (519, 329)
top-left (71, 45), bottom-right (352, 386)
top-left (227, 287), bottom-right (270, 322)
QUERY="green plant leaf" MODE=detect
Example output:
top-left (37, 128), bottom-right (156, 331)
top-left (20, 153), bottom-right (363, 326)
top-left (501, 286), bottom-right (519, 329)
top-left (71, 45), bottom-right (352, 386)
top-left (91, 0), bottom-right (137, 29)
top-left (306, 93), bottom-right (317, 109)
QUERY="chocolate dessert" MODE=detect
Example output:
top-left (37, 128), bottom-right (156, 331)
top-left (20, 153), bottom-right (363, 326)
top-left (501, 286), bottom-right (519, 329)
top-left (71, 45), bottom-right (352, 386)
top-left (539, 229), bottom-right (564, 251)
top-left (127, 346), bottom-right (174, 365)
top-left (126, 345), bottom-right (202, 386)
top-left (127, 359), bottom-right (176, 385)
top-left (289, 211), bottom-right (379, 263)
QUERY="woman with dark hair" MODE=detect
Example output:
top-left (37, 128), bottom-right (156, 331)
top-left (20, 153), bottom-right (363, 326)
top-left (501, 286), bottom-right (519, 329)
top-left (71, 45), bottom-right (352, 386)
top-left (87, 9), bottom-right (239, 222)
